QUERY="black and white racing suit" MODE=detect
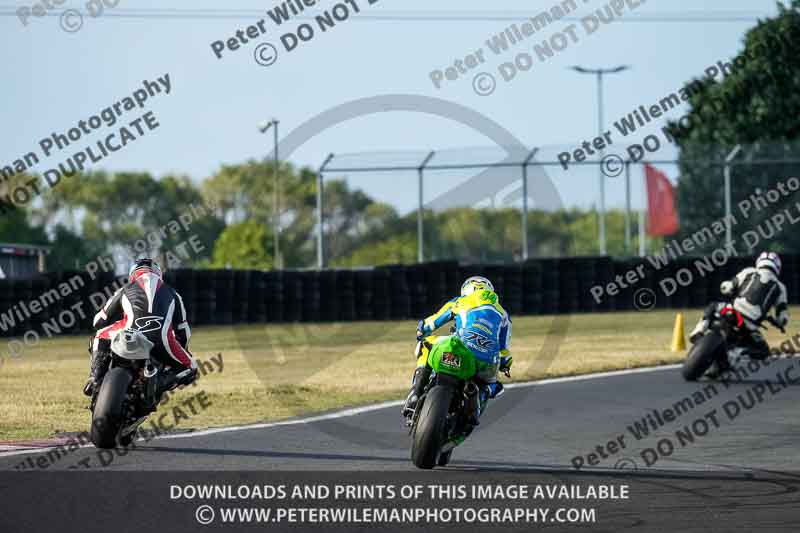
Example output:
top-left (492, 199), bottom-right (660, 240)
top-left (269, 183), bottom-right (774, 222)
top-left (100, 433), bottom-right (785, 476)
top-left (702, 267), bottom-right (789, 359)
top-left (91, 271), bottom-right (197, 384)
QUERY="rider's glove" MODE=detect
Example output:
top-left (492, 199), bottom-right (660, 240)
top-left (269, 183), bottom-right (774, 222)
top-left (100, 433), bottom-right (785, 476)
top-left (720, 281), bottom-right (735, 296)
top-left (500, 355), bottom-right (513, 377)
top-left (416, 320), bottom-right (427, 341)
top-left (778, 315), bottom-right (789, 329)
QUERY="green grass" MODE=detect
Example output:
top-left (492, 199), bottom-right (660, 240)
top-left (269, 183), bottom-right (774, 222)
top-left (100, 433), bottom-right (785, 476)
top-left (2, 308), bottom-right (793, 441)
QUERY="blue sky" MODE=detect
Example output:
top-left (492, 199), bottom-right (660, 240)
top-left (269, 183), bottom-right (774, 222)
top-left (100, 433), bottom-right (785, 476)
top-left (1, 0), bottom-right (784, 214)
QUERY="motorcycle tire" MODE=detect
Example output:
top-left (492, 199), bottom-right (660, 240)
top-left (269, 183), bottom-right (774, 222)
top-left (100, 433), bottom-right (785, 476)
top-left (682, 331), bottom-right (725, 382)
top-left (411, 384), bottom-right (453, 470)
top-left (90, 367), bottom-right (133, 449)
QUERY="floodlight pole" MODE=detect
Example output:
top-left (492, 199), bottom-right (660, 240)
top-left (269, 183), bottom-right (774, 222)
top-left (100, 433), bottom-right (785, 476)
top-left (570, 65), bottom-right (630, 256)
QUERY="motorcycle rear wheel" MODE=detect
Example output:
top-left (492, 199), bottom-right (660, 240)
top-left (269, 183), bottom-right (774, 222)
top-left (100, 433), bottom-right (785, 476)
top-left (411, 385), bottom-right (453, 469)
top-left (90, 367), bottom-right (133, 449)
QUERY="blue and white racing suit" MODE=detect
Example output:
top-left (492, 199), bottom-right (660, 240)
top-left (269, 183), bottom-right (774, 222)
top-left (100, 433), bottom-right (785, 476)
top-left (418, 289), bottom-right (512, 397)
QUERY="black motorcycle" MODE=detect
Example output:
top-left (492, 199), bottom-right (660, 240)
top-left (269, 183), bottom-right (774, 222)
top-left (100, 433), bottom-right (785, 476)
top-left (89, 329), bottom-right (184, 449)
top-left (682, 304), bottom-right (784, 381)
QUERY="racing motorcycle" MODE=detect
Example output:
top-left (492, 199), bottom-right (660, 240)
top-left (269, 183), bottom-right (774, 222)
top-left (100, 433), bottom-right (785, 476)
top-left (682, 303), bottom-right (784, 381)
top-left (89, 329), bottom-right (183, 449)
top-left (408, 336), bottom-right (507, 469)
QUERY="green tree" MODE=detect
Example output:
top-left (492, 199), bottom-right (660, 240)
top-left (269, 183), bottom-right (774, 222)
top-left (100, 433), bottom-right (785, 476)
top-left (333, 206), bottom-right (660, 266)
top-left (0, 209), bottom-right (47, 247)
top-left (202, 160), bottom-right (403, 267)
top-left (335, 233), bottom-right (417, 267)
top-left (46, 224), bottom-right (106, 271)
top-left (41, 171), bottom-right (224, 266)
top-left (211, 220), bottom-right (273, 269)
top-left (668, 1), bottom-right (800, 253)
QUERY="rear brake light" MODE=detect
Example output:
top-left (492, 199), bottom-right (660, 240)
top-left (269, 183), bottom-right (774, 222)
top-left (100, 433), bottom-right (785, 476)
top-left (720, 306), bottom-right (744, 328)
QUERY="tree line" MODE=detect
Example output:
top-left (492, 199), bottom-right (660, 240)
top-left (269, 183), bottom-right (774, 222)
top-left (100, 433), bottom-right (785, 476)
top-left (1, 162), bottom-right (648, 271)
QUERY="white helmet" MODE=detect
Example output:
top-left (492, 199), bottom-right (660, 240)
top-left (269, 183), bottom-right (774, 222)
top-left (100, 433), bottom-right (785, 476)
top-left (461, 276), bottom-right (495, 297)
top-left (756, 251), bottom-right (782, 276)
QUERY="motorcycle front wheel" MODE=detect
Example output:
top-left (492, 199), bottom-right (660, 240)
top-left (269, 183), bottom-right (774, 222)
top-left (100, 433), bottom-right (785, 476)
top-left (682, 331), bottom-right (725, 381)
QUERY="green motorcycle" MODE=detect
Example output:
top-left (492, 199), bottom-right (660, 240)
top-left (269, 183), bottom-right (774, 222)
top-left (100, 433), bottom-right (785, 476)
top-left (409, 336), bottom-right (504, 469)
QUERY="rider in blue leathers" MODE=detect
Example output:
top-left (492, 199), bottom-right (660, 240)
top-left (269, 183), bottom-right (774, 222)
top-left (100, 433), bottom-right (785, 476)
top-left (402, 276), bottom-right (513, 425)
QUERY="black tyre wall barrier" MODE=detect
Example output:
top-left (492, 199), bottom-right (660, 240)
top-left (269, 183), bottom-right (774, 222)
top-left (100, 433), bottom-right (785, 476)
top-left (0, 253), bottom-right (796, 336)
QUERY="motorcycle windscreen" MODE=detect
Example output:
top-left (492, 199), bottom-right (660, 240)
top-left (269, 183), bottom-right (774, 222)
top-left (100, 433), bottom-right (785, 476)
top-left (427, 336), bottom-right (476, 380)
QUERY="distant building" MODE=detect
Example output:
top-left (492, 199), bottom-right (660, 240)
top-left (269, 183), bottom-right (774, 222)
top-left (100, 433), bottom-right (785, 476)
top-left (0, 243), bottom-right (49, 278)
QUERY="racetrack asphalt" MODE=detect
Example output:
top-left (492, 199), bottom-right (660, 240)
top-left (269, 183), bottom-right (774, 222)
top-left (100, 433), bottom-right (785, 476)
top-left (2, 358), bottom-right (800, 473)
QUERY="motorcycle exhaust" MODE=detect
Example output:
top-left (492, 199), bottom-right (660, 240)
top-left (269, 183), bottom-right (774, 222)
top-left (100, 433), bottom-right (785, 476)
top-left (144, 362), bottom-right (158, 379)
top-left (440, 441), bottom-right (457, 454)
top-left (120, 416), bottom-right (147, 438)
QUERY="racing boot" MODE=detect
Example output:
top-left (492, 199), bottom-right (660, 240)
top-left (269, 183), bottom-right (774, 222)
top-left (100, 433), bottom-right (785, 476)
top-left (158, 366), bottom-right (198, 396)
top-left (83, 347), bottom-right (111, 397)
top-left (466, 382), bottom-right (481, 426)
top-left (402, 366), bottom-right (431, 422)
top-left (487, 382), bottom-right (504, 399)
top-left (176, 367), bottom-right (199, 387)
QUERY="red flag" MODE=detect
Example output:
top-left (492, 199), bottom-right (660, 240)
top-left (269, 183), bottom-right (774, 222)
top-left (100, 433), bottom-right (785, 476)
top-left (645, 164), bottom-right (679, 236)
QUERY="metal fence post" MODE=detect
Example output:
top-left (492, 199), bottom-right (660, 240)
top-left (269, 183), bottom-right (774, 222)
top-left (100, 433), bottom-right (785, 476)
top-left (317, 153), bottom-right (334, 270)
top-left (724, 145), bottom-right (742, 250)
top-left (417, 151), bottom-right (436, 264)
top-left (638, 162), bottom-right (646, 257)
top-left (624, 159), bottom-right (632, 254)
top-left (521, 148), bottom-right (539, 261)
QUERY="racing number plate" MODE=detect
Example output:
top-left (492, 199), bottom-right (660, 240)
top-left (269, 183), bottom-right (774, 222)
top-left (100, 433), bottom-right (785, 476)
top-left (441, 351), bottom-right (462, 369)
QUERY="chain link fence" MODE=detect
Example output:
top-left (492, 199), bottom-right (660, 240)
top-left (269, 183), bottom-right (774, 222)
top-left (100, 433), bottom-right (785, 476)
top-left (312, 142), bottom-right (800, 267)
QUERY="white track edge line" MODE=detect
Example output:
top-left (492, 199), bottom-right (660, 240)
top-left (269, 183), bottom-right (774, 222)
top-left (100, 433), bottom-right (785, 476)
top-left (0, 363), bottom-right (680, 459)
